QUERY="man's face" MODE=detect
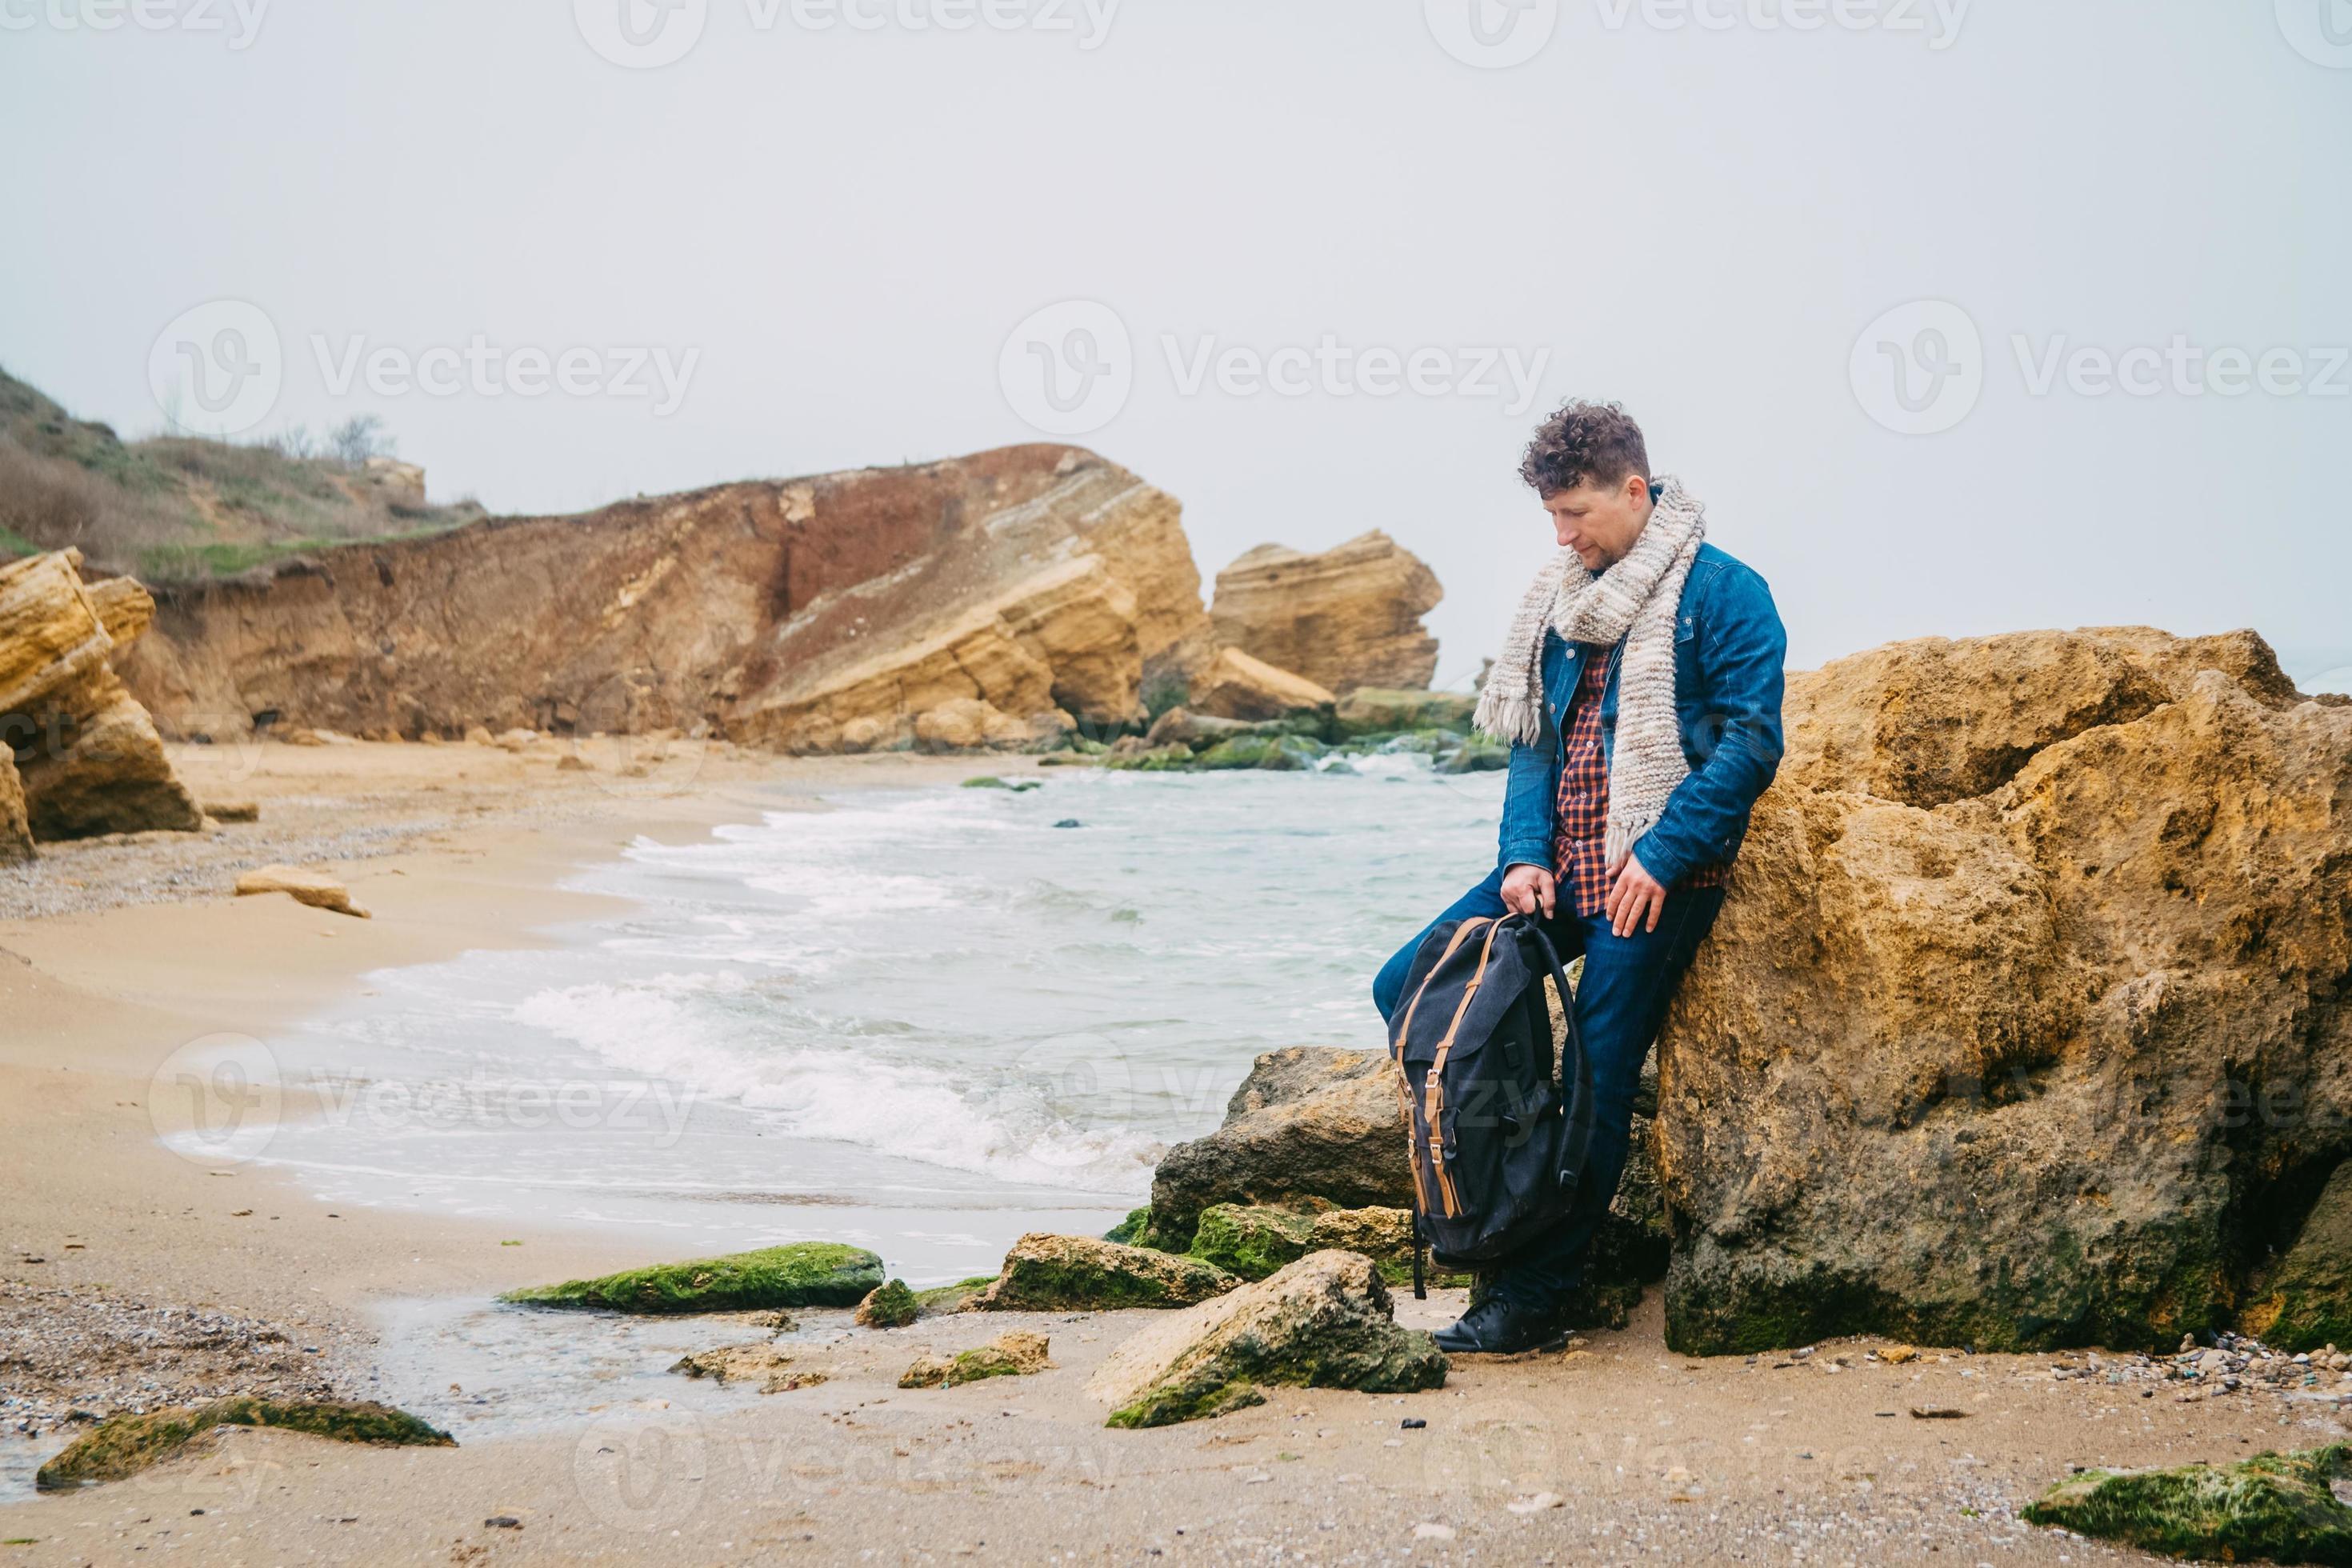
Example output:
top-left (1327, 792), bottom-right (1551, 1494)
top-left (1542, 473), bottom-right (1653, 571)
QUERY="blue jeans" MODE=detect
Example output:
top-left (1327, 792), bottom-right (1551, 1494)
top-left (1372, 867), bottom-right (1726, 1311)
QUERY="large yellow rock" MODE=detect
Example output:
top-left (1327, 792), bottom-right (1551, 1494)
top-left (1187, 647), bottom-right (1335, 723)
top-left (0, 553), bottom-right (201, 841)
top-left (1209, 531), bottom-right (1442, 694)
top-left (1655, 627), bottom-right (2352, 1356)
top-left (0, 750), bottom-right (30, 865)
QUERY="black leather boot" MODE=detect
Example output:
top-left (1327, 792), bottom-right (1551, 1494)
top-left (1432, 1294), bottom-right (1564, 1354)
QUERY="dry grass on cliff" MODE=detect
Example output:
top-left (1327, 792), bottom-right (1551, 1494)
top-left (0, 366), bottom-right (482, 582)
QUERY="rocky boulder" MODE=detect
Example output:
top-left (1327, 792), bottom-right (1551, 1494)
top-left (1332, 686), bottom-right (1476, 738)
top-left (1186, 647), bottom-right (1336, 724)
top-left (978, 1234), bottom-right (1237, 1310)
top-left (1086, 1250), bottom-right (1446, 1427)
top-left (2241, 1165), bottom-right (2352, 1353)
top-left (1148, 1044), bottom-right (1670, 1328)
top-left (1, 552), bottom-right (202, 841)
top-left (1655, 627), bottom-right (2352, 1355)
top-left (1209, 531), bottom-right (1442, 694)
top-left (0, 750), bottom-right (28, 865)
top-left (1146, 1048), bottom-right (1406, 1246)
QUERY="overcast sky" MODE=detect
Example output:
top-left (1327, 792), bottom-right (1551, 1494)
top-left (5, 1), bottom-right (2347, 689)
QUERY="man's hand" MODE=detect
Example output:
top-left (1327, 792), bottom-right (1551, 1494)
top-left (1500, 863), bottom-right (1556, 920)
top-left (1604, 854), bottom-right (1669, 937)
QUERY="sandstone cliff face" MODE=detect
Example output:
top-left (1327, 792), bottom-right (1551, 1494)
top-left (1, 553), bottom-right (202, 842)
top-left (1208, 531), bottom-right (1442, 695)
top-left (0, 750), bottom-right (29, 864)
top-left (1655, 627), bottom-right (2352, 1355)
top-left (117, 446), bottom-right (1207, 751)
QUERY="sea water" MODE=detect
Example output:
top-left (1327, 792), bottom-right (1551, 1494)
top-left (217, 758), bottom-right (1504, 1287)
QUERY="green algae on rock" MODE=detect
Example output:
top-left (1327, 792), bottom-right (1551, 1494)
top-left (855, 1279), bottom-right (920, 1329)
top-left (978, 1233), bottom-right (1237, 1311)
top-left (911, 1276), bottom-right (998, 1318)
top-left (1087, 1250), bottom-right (1445, 1429)
top-left (499, 1242), bottom-right (884, 1314)
top-left (37, 1398), bottom-right (453, 1491)
top-left (2022, 1446), bottom-right (2352, 1565)
top-left (2241, 1166), bottom-right (2352, 1354)
top-left (1102, 1206), bottom-right (1155, 1246)
top-left (898, 1331), bottom-right (1054, 1389)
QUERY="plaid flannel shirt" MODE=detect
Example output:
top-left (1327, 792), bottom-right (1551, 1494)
top-left (1553, 645), bottom-right (1734, 918)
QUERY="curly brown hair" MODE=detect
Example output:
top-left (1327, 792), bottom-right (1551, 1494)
top-left (1518, 400), bottom-right (1650, 498)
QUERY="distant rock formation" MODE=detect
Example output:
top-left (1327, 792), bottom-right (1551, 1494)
top-left (1657, 627), bottom-right (2352, 1354)
top-left (1186, 647), bottom-right (1336, 723)
top-left (117, 446), bottom-right (1210, 753)
top-left (1, 552), bottom-right (202, 843)
top-left (1209, 530), bottom-right (1442, 695)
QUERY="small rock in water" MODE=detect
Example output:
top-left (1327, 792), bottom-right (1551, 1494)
top-left (1054, 818), bottom-right (1082, 829)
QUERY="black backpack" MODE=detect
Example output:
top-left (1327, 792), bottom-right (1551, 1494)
top-left (1386, 910), bottom-right (1596, 1295)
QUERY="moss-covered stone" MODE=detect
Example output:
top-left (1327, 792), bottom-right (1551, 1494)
top-left (1436, 740), bottom-right (1511, 774)
top-left (2241, 1164), bottom-right (2352, 1353)
top-left (1102, 1206), bottom-right (1154, 1246)
top-left (1102, 745), bottom-right (1195, 772)
top-left (1330, 690), bottom-right (1478, 738)
top-left (961, 775), bottom-right (1042, 791)
top-left (499, 1242), bottom-right (884, 1314)
top-left (1193, 734), bottom-right (1323, 772)
top-left (898, 1331), bottom-right (1053, 1389)
top-left (2022, 1446), bottom-right (2352, 1565)
top-left (910, 1276), bottom-right (998, 1318)
top-left (978, 1233), bottom-right (1238, 1311)
top-left (1186, 1205), bottom-right (1318, 1280)
top-left (855, 1278), bottom-right (920, 1328)
top-left (1088, 1251), bottom-right (1446, 1429)
top-left (36, 1398), bottom-right (452, 1490)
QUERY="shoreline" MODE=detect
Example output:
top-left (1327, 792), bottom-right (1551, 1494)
top-left (0, 742), bottom-right (1009, 1434)
top-left (2, 738), bottom-right (2344, 1562)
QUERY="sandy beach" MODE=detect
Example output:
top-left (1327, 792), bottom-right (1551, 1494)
top-left (0, 736), bottom-right (2339, 1564)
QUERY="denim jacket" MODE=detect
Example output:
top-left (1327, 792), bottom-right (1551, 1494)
top-left (1496, 542), bottom-right (1787, 886)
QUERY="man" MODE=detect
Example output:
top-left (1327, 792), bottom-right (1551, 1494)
top-left (1373, 400), bottom-right (1786, 1354)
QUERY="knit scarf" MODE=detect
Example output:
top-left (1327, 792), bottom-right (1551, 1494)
top-left (1473, 476), bottom-right (1707, 873)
